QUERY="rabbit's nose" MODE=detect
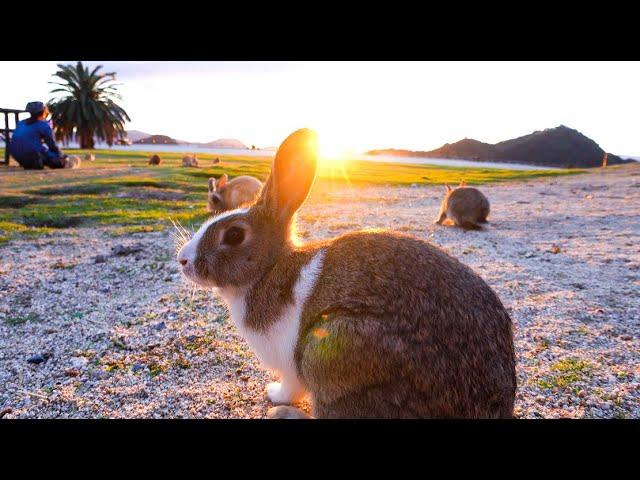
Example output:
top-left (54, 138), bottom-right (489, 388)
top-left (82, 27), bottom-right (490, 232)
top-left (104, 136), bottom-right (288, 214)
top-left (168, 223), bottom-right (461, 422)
top-left (179, 258), bottom-right (188, 266)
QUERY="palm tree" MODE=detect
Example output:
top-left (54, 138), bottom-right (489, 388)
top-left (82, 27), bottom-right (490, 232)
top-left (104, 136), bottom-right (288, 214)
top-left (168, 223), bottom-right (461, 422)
top-left (48, 62), bottom-right (131, 149)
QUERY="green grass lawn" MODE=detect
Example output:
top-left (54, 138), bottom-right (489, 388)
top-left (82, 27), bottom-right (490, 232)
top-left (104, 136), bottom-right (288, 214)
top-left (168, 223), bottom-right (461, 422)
top-left (0, 147), bottom-right (583, 244)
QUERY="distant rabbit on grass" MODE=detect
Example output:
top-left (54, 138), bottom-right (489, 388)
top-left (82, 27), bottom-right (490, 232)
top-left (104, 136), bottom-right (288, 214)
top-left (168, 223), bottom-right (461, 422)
top-left (182, 155), bottom-right (199, 167)
top-left (178, 129), bottom-right (516, 419)
top-left (63, 155), bottom-right (81, 169)
top-left (148, 154), bottom-right (161, 165)
top-left (435, 180), bottom-right (490, 231)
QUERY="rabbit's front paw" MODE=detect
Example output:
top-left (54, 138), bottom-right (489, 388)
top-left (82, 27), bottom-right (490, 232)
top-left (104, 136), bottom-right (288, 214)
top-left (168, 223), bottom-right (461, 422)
top-left (267, 406), bottom-right (312, 419)
top-left (266, 381), bottom-right (302, 405)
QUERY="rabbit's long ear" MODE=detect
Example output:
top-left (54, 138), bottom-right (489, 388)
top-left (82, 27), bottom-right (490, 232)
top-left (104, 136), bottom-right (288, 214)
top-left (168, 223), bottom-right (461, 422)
top-left (217, 174), bottom-right (228, 189)
top-left (208, 178), bottom-right (216, 193)
top-left (445, 184), bottom-right (453, 193)
top-left (260, 128), bottom-right (318, 222)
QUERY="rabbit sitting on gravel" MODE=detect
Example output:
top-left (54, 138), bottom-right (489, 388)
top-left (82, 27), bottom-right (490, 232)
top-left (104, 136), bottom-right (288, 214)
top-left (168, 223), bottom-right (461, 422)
top-left (207, 174), bottom-right (263, 214)
top-left (435, 181), bottom-right (490, 230)
top-left (177, 129), bottom-right (516, 419)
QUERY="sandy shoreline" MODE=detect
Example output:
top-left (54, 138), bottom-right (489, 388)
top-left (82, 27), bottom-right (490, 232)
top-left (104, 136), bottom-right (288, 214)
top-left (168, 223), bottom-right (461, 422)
top-left (1, 164), bottom-right (638, 418)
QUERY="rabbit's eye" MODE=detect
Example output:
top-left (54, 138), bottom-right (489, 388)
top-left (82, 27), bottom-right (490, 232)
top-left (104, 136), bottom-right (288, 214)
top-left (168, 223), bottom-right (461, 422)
top-left (223, 226), bottom-right (245, 246)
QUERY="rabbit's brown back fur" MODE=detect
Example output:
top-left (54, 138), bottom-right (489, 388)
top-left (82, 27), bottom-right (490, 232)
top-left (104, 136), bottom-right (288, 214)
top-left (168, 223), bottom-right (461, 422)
top-left (300, 231), bottom-right (514, 418)
top-left (437, 186), bottom-right (490, 230)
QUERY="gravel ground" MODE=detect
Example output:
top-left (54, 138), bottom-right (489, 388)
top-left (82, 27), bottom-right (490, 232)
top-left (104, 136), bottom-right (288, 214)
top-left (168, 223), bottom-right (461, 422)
top-left (1, 163), bottom-right (639, 419)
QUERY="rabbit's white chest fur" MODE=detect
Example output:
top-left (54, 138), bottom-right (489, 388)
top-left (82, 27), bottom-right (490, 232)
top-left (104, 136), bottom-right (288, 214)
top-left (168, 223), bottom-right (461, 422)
top-left (219, 250), bottom-right (325, 377)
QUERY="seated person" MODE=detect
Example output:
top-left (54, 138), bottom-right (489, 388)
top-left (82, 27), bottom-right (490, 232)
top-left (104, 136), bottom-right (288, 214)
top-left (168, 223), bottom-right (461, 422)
top-left (9, 101), bottom-right (68, 169)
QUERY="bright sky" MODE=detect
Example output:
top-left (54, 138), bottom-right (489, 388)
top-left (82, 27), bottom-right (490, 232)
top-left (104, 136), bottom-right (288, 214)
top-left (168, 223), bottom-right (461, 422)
top-left (1, 61), bottom-right (639, 155)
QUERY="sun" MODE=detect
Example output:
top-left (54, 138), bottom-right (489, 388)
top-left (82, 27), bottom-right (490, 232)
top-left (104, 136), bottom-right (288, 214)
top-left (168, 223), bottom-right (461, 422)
top-left (315, 140), bottom-right (354, 185)
top-left (318, 143), bottom-right (352, 168)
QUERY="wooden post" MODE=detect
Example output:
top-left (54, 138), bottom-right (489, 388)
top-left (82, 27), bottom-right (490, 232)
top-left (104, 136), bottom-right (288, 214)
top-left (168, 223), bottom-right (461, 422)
top-left (3, 112), bottom-right (9, 165)
top-left (602, 153), bottom-right (608, 168)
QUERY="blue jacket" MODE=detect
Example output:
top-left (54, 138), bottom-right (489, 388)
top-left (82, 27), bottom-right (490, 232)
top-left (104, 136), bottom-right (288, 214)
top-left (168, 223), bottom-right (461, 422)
top-left (9, 119), bottom-right (61, 161)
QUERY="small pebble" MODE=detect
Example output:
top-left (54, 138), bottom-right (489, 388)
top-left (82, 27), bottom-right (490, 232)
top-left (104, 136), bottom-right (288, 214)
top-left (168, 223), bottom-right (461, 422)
top-left (91, 369), bottom-right (107, 380)
top-left (70, 357), bottom-right (88, 369)
top-left (0, 408), bottom-right (13, 418)
top-left (27, 354), bottom-right (45, 364)
top-left (113, 244), bottom-right (144, 256)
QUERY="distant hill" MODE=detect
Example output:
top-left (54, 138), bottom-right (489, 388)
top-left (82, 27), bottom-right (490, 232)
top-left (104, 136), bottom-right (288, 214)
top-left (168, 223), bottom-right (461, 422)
top-left (418, 138), bottom-right (494, 161)
top-left (126, 130), bottom-right (153, 143)
top-left (201, 138), bottom-right (248, 149)
top-left (134, 135), bottom-right (178, 145)
top-left (127, 130), bottom-right (193, 145)
top-left (368, 126), bottom-right (634, 168)
top-left (490, 126), bottom-right (628, 168)
top-left (125, 132), bottom-right (252, 148)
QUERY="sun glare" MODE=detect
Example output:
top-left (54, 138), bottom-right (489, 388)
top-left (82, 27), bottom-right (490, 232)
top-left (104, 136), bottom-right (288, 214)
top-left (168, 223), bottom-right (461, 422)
top-left (318, 142), bottom-right (352, 168)
top-left (315, 139), bottom-right (353, 185)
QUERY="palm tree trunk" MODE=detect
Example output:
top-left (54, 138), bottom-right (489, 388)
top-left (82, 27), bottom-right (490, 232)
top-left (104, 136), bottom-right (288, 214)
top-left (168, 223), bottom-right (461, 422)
top-left (80, 131), bottom-right (95, 149)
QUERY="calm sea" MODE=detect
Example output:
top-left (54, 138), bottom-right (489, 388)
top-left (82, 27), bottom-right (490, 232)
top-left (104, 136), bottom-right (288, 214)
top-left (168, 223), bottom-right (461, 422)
top-left (3, 141), bottom-right (637, 171)
top-left (65, 143), bottom-right (562, 171)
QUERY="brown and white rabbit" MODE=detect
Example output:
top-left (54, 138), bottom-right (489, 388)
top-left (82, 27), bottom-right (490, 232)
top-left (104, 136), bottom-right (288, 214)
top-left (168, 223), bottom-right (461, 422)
top-left (148, 154), bottom-right (161, 166)
top-left (206, 174), bottom-right (263, 214)
top-left (435, 181), bottom-right (490, 230)
top-left (178, 129), bottom-right (516, 419)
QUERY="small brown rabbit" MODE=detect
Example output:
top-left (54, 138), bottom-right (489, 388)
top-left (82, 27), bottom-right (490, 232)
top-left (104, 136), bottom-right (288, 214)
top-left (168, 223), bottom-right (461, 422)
top-left (148, 154), bottom-right (161, 165)
top-left (435, 181), bottom-right (490, 230)
top-left (182, 154), bottom-right (199, 167)
top-left (63, 155), bottom-right (81, 169)
top-left (178, 129), bottom-right (516, 419)
top-left (206, 174), bottom-right (263, 213)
